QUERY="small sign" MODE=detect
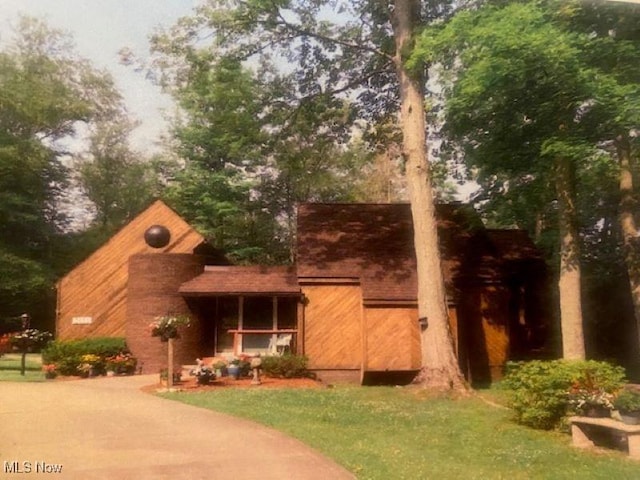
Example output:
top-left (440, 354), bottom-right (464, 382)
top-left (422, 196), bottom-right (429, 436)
top-left (71, 316), bottom-right (93, 325)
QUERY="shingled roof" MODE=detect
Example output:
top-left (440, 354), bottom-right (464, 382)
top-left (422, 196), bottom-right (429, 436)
top-left (179, 265), bottom-right (300, 296)
top-left (296, 203), bottom-right (541, 304)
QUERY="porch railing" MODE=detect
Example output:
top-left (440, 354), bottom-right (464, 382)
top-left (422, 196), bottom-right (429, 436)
top-left (227, 329), bottom-right (297, 356)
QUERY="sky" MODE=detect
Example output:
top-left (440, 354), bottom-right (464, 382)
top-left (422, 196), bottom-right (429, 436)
top-left (0, 0), bottom-right (201, 151)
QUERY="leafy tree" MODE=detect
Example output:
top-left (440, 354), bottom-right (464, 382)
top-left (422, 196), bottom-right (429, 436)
top-left (78, 116), bottom-right (162, 233)
top-left (0, 16), bottom-right (123, 327)
top-left (414, 0), bottom-right (640, 360)
top-left (148, 0), bottom-right (467, 390)
top-left (155, 56), bottom-right (288, 263)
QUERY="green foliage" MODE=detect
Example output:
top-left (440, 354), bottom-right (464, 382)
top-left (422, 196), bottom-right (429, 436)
top-left (613, 389), bottom-right (640, 413)
top-left (79, 116), bottom-right (160, 230)
top-left (414, 0), bottom-right (639, 230)
top-left (260, 354), bottom-right (312, 379)
top-left (146, 1), bottom-right (463, 263)
top-left (41, 337), bottom-right (129, 376)
top-left (0, 316), bottom-right (26, 335)
top-left (413, 1), bottom-right (640, 362)
top-left (0, 16), bottom-right (124, 324)
top-left (162, 386), bottom-right (640, 479)
top-left (502, 360), bottom-right (626, 430)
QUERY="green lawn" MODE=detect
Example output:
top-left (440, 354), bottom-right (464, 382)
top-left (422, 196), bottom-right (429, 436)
top-left (160, 386), bottom-right (640, 480)
top-left (0, 353), bottom-right (45, 382)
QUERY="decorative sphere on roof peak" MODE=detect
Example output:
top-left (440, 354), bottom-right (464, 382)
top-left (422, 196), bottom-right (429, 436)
top-left (144, 225), bottom-right (171, 248)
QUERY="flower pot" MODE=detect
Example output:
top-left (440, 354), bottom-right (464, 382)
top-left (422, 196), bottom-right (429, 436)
top-left (197, 375), bottom-right (213, 385)
top-left (227, 365), bottom-right (240, 379)
top-left (44, 372), bottom-right (56, 380)
top-left (584, 405), bottom-right (610, 418)
top-left (619, 411), bottom-right (640, 425)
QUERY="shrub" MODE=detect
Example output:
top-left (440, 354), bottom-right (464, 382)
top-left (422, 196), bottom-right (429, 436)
top-left (261, 354), bottom-right (313, 379)
top-left (502, 360), bottom-right (626, 430)
top-left (614, 389), bottom-right (640, 413)
top-left (42, 337), bottom-right (130, 376)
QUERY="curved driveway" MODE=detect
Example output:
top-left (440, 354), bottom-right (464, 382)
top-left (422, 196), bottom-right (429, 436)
top-left (0, 375), bottom-right (355, 479)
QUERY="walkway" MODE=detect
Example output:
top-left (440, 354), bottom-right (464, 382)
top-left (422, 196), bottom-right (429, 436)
top-left (0, 375), bottom-right (355, 479)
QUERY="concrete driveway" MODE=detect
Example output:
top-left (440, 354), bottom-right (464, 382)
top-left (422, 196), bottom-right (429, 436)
top-left (0, 375), bottom-right (355, 479)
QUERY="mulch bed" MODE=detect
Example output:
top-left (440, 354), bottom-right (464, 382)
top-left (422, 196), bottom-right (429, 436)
top-left (143, 375), bottom-right (324, 394)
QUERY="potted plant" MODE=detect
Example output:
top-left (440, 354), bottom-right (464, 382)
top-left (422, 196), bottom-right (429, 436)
top-left (613, 389), bottom-right (640, 425)
top-left (105, 353), bottom-right (137, 375)
top-left (159, 369), bottom-right (180, 386)
top-left (42, 363), bottom-right (57, 380)
top-left (150, 314), bottom-right (190, 389)
top-left (149, 315), bottom-right (191, 342)
top-left (227, 359), bottom-right (241, 379)
top-left (9, 329), bottom-right (52, 376)
top-left (213, 361), bottom-right (227, 378)
top-left (567, 386), bottom-right (615, 418)
top-left (191, 363), bottom-right (215, 385)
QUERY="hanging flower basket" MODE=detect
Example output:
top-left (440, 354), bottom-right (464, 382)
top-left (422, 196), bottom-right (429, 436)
top-left (149, 315), bottom-right (191, 342)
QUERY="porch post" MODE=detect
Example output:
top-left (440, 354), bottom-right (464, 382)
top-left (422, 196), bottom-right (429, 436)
top-left (272, 297), bottom-right (278, 348)
top-left (238, 296), bottom-right (244, 355)
top-left (167, 338), bottom-right (174, 389)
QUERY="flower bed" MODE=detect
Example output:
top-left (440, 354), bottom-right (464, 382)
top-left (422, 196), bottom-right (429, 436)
top-left (143, 374), bottom-right (322, 393)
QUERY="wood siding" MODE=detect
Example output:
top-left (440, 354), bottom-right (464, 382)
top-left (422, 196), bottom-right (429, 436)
top-left (458, 285), bottom-right (511, 384)
top-left (56, 201), bottom-right (204, 340)
top-left (301, 284), bottom-right (362, 370)
top-left (364, 307), bottom-right (421, 371)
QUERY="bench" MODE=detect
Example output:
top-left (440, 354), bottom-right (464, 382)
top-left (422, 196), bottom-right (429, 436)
top-left (569, 416), bottom-right (640, 459)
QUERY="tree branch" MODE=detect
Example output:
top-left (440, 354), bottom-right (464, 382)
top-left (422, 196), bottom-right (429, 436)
top-left (270, 9), bottom-right (394, 61)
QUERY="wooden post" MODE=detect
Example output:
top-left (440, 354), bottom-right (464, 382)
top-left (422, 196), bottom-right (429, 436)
top-left (167, 338), bottom-right (174, 389)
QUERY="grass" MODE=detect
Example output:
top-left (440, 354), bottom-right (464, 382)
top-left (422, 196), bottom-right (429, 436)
top-left (160, 386), bottom-right (640, 480)
top-left (0, 353), bottom-right (45, 382)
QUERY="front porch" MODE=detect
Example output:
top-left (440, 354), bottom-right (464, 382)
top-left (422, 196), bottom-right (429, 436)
top-left (179, 266), bottom-right (303, 358)
top-left (189, 295), bottom-right (300, 357)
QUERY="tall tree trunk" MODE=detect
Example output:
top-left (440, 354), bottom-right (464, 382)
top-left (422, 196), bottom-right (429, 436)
top-left (390, 0), bottom-right (466, 391)
top-left (554, 156), bottom-right (586, 359)
top-left (616, 134), bottom-right (640, 348)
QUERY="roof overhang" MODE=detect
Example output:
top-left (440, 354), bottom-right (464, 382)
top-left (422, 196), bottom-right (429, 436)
top-left (179, 266), bottom-right (301, 297)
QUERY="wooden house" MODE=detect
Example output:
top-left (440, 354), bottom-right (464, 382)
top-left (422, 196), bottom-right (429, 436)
top-left (56, 201), bottom-right (547, 383)
top-left (56, 200), bottom-right (207, 340)
top-left (295, 203), bottom-right (547, 385)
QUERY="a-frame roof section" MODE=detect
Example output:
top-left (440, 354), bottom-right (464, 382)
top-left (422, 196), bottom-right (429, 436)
top-left (56, 200), bottom-right (204, 339)
top-left (59, 199), bottom-right (205, 285)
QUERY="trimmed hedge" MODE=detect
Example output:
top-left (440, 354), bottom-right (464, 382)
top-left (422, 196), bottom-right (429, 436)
top-left (502, 360), bottom-right (626, 430)
top-left (261, 354), bottom-right (313, 378)
top-left (42, 337), bottom-right (129, 376)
